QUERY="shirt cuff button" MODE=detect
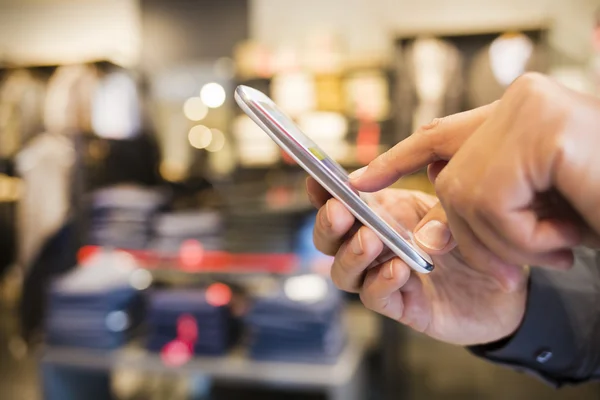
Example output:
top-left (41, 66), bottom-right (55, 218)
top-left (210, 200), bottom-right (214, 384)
top-left (535, 349), bottom-right (553, 364)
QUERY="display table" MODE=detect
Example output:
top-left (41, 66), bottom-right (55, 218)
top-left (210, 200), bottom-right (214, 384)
top-left (40, 304), bottom-right (376, 400)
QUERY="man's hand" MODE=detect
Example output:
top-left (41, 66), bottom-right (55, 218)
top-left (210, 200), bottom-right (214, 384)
top-left (307, 179), bottom-right (528, 346)
top-left (350, 73), bottom-right (600, 272)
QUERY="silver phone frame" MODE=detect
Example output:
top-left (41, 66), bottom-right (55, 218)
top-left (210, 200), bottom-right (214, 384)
top-left (234, 85), bottom-right (433, 274)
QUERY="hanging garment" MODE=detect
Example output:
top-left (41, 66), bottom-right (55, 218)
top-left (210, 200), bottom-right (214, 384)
top-left (17, 64), bottom-right (101, 272)
top-left (0, 158), bottom-right (18, 278)
top-left (82, 133), bottom-right (163, 191)
top-left (43, 64), bottom-right (99, 135)
top-left (467, 33), bottom-right (546, 108)
top-left (91, 70), bottom-right (141, 140)
top-left (0, 69), bottom-right (46, 158)
top-left (395, 38), bottom-right (464, 140)
top-left (19, 219), bottom-right (77, 342)
top-left (84, 69), bottom-right (161, 190)
top-left (16, 133), bottom-right (75, 271)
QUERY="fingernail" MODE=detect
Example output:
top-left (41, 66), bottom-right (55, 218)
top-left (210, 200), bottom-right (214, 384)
top-left (351, 230), bottom-right (363, 255)
top-left (415, 221), bottom-right (451, 250)
top-left (323, 200), bottom-right (333, 228)
top-left (349, 167), bottom-right (367, 180)
top-left (382, 259), bottom-right (394, 280)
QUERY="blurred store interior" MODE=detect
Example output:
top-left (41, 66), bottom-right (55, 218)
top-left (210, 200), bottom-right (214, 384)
top-left (1, 0), bottom-right (600, 399)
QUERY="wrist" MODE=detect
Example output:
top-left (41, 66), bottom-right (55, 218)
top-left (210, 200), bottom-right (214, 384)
top-left (470, 272), bottom-right (530, 352)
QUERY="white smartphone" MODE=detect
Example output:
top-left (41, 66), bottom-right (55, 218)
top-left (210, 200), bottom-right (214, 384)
top-left (234, 85), bottom-right (434, 274)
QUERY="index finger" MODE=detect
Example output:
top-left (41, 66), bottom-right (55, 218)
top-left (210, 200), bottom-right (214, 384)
top-left (350, 102), bottom-right (498, 193)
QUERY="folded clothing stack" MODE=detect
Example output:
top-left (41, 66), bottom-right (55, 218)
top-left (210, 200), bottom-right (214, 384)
top-left (225, 208), bottom-right (306, 254)
top-left (245, 276), bottom-right (346, 364)
top-left (149, 210), bottom-right (224, 254)
top-left (88, 185), bottom-right (167, 249)
top-left (146, 288), bottom-right (236, 356)
top-left (45, 252), bottom-right (146, 349)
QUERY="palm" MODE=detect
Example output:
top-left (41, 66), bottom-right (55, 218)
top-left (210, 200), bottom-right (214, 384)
top-left (368, 189), bottom-right (527, 346)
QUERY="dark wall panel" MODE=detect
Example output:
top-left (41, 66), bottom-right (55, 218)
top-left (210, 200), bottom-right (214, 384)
top-left (140, 0), bottom-right (248, 70)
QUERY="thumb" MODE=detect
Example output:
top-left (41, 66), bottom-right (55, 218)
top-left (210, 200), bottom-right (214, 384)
top-left (350, 102), bottom-right (497, 192)
top-left (412, 202), bottom-right (456, 255)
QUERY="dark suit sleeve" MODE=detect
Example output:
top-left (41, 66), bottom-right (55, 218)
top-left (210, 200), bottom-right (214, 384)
top-left (469, 247), bottom-right (600, 387)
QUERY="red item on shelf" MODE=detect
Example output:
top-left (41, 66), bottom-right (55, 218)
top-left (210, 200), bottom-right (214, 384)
top-left (356, 116), bottom-right (380, 165)
top-left (205, 283), bottom-right (232, 307)
top-left (179, 240), bottom-right (205, 271)
top-left (176, 314), bottom-right (199, 344)
top-left (77, 246), bottom-right (299, 274)
top-left (160, 339), bottom-right (193, 367)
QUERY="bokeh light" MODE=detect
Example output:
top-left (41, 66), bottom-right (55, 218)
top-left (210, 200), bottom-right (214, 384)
top-left (183, 97), bottom-right (208, 121)
top-left (160, 339), bottom-right (193, 367)
top-left (129, 269), bottom-right (152, 290)
top-left (179, 239), bottom-right (204, 270)
top-left (284, 275), bottom-right (328, 303)
top-left (105, 311), bottom-right (130, 332)
top-left (188, 125), bottom-right (212, 149)
top-left (177, 314), bottom-right (198, 344)
top-left (206, 129), bottom-right (225, 152)
top-left (200, 82), bottom-right (226, 108)
top-left (206, 283), bottom-right (232, 307)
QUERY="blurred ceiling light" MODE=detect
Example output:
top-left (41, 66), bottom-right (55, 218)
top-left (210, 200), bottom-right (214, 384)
top-left (284, 275), bottom-right (328, 303)
top-left (188, 125), bottom-right (212, 149)
top-left (200, 83), bottom-right (226, 108)
top-left (183, 97), bottom-right (208, 121)
top-left (206, 129), bottom-right (225, 152)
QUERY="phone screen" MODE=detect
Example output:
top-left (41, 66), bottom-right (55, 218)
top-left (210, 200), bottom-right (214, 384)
top-left (236, 85), bottom-right (434, 273)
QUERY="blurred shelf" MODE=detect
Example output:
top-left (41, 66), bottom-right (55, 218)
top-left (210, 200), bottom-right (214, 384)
top-left (41, 339), bottom-right (365, 389)
top-left (78, 246), bottom-right (301, 275)
top-left (40, 304), bottom-right (376, 390)
top-left (394, 19), bottom-right (551, 39)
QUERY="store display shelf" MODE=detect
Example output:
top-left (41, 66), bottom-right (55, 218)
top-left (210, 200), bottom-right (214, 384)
top-left (41, 338), bottom-right (365, 389)
top-left (41, 305), bottom-right (376, 391)
top-left (78, 246), bottom-right (301, 275)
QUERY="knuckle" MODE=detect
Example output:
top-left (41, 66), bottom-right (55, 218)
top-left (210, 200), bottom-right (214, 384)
top-left (436, 172), bottom-right (465, 211)
top-left (420, 117), bottom-right (444, 132)
top-left (415, 117), bottom-right (446, 148)
top-left (471, 187), bottom-right (495, 216)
